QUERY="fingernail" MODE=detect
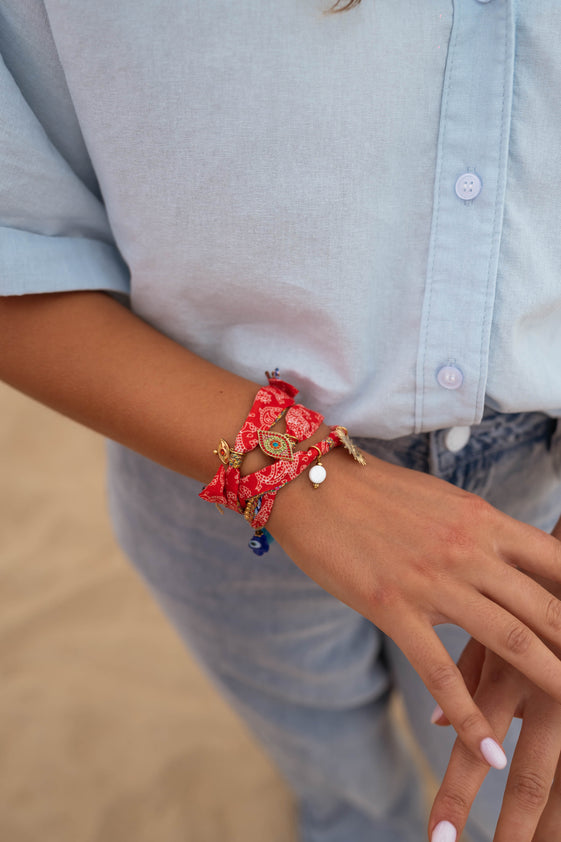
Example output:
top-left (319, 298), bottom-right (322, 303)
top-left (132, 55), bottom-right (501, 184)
top-left (431, 820), bottom-right (457, 842)
top-left (430, 704), bottom-right (444, 724)
top-left (480, 737), bottom-right (508, 770)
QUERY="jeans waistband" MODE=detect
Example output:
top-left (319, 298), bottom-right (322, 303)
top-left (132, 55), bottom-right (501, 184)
top-left (353, 410), bottom-right (558, 482)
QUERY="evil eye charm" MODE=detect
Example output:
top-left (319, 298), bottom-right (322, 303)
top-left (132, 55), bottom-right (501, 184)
top-left (213, 438), bottom-right (231, 466)
top-left (248, 529), bottom-right (273, 556)
top-left (258, 429), bottom-right (298, 461)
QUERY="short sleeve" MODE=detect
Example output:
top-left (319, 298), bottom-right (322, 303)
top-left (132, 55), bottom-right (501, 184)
top-left (0, 4), bottom-right (130, 298)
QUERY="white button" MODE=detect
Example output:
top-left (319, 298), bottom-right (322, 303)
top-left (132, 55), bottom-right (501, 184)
top-left (444, 426), bottom-right (471, 453)
top-left (475, 0), bottom-right (493, 4)
top-left (455, 172), bottom-right (482, 200)
top-left (437, 365), bottom-right (464, 390)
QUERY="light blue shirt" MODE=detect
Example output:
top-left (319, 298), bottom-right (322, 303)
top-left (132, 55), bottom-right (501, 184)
top-left (1, 0), bottom-right (560, 438)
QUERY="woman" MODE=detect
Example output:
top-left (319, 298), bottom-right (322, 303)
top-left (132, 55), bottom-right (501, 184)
top-left (2, 1), bottom-right (561, 839)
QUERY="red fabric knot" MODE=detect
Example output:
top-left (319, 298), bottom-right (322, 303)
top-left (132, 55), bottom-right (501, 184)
top-left (199, 377), bottom-right (324, 513)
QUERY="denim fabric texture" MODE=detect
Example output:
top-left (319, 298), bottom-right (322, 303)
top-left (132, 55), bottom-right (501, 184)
top-left (106, 410), bottom-right (561, 842)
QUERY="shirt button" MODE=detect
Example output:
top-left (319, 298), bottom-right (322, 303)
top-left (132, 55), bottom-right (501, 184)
top-left (444, 426), bottom-right (471, 453)
top-left (437, 365), bottom-right (464, 390)
top-left (455, 172), bottom-right (482, 200)
top-left (475, 0), bottom-right (493, 4)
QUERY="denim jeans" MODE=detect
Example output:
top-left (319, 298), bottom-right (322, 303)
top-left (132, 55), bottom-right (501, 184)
top-left (105, 409), bottom-right (561, 842)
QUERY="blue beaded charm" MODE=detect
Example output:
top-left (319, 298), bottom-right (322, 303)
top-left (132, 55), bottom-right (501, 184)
top-left (248, 529), bottom-right (274, 556)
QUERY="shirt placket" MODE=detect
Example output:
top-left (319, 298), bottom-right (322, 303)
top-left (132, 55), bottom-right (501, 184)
top-left (414, 0), bottom-right (515, 433)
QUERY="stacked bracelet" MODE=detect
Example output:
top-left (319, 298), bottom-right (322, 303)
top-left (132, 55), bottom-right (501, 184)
top-left (238, 427), bottom-right (342, 528)
top-left (200, 371), bottom-right (324, 510)
top-left (199, 371), bottom-right (366, 554)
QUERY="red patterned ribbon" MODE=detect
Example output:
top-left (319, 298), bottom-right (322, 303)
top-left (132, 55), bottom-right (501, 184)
top-left (239, 429), bottom-right (342, 528)
top-left (199, 376), bottom-right (324, 513)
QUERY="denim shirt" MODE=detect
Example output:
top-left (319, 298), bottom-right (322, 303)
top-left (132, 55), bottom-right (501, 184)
top-left (1, 0), bottom-right (560, 437)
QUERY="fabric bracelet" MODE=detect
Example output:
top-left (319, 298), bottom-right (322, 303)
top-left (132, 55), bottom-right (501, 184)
top-left (239, 428), bottom-right (342, 528)
top-left (199, 375), bottom-right (324, 510)
top-left (199, 372), bottom-right (366, 554)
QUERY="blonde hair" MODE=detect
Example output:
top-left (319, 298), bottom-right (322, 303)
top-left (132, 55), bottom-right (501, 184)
top-left (326, 0), bottom-right (362, 12)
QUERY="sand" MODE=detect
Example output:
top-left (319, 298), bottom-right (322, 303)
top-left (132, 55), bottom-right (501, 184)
top-left (2, 380), bottom-right (455, 842)
top-left (0, 382), bottom-right (295, 842)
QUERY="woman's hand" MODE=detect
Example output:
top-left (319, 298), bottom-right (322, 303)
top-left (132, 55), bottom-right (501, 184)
top-left (268, 445), bottom-right (561, 771)
top-left (4, 292), bottom-right (561, 786)
top-left (430, 518), bottom-right (561, 842)
top-left (429, 637), bottom-right (561, 842)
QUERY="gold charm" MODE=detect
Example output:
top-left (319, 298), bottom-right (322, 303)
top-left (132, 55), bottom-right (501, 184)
top-left (243, 496), bottom-right (260, 523)
top-left (334, 426), bottom-right (367, 466)
top-left (258, 429), bottom-right (298, 461)
top-left (213, 439), bottom-right (244, 469)
top-left (213, 439), bottom-right (232, 466)
top-left (229, 450), bottom-right (244, 469)
top-left (308, 446), bottom-right (327, 489)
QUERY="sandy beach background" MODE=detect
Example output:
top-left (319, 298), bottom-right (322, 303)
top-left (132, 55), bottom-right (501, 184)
top-left (0, 382), bottom-right (297, 842)
top-left (0, 381), bottom-right (445, 842)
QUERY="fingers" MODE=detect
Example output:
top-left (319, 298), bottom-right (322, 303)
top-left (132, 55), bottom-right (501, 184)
top-left (395, 622), bottom-right (508, 770)
top-left (430, 654), bottom-right (561, 842)
top-left (494, 513), bottom-right (561, 582)
top-left (533, 753), bottom-right (561, 841)
top-left (456, 636), bottom-right (486, 696)
top-left (493, 695), bottom-right (561, 842)
top-left (481, 562), bottom-right (561, 656)
top-left (429, 658), bottom-right (519, 842)
top-left (451, 592), bottom-right (561, 705)
top-left (432, 637), bottom-right (486, 727)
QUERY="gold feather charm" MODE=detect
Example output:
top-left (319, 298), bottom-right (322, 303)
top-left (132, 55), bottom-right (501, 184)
top-left (334, 426), bottom-right (367, 466)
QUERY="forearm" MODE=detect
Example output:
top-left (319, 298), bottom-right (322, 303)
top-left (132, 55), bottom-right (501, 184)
top-left (8, 290), bottom-right (561, 781)
top-left (0, 291), bottom-right (261, 483)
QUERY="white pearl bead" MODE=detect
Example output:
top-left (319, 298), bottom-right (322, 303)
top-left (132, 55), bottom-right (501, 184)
top-left (309, 464), bottom-right (327, 486)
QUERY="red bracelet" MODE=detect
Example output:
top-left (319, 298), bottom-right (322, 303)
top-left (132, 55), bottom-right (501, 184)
top-left (199, 370), bottom-right (366, 555)
top-left (199, 373), bottom-right (324, 511)
top-left (239, 429), bottom-right (342, 528)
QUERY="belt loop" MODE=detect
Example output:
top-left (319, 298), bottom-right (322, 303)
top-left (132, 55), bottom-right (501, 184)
top-left (546, 417), bottom-right (559, 452)
top-left (428, 429), bottom-right (443, 478)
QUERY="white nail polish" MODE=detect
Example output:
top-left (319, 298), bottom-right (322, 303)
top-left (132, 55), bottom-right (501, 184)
top-left (430, 704), bottom-right (444, 724)
top-left (480, 737), bottom-right (508, 770)
top-left (431, 820), bottom-right (457, 842)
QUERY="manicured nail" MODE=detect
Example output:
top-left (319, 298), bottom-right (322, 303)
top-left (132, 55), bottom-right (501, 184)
top-left (431, 820), bottom-right (457, 842)
top-left (480, 737), bottom-right (508, 770)
top-left (430, 704), bottom-right (444, 724)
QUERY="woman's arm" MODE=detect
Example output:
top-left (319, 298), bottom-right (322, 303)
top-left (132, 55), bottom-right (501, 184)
top-left (4, 289), bottom-right (561, 778)
top-left (0, 291), bottom-right (260, 484)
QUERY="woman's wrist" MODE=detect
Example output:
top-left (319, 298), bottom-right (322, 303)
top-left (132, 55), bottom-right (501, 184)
top-left (265, 439), bottom-right (357, 537)
top-left (199, 369), bottom-right (366, 540)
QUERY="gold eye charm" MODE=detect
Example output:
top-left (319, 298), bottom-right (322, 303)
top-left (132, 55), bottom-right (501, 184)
top-left (257, 429), bottom-right (298, 461)
top-left (213, 439), bottom-right (232, 466)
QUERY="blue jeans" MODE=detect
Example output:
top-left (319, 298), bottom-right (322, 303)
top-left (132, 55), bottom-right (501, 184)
top-left (105, 410), bottom-right (561, 842)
